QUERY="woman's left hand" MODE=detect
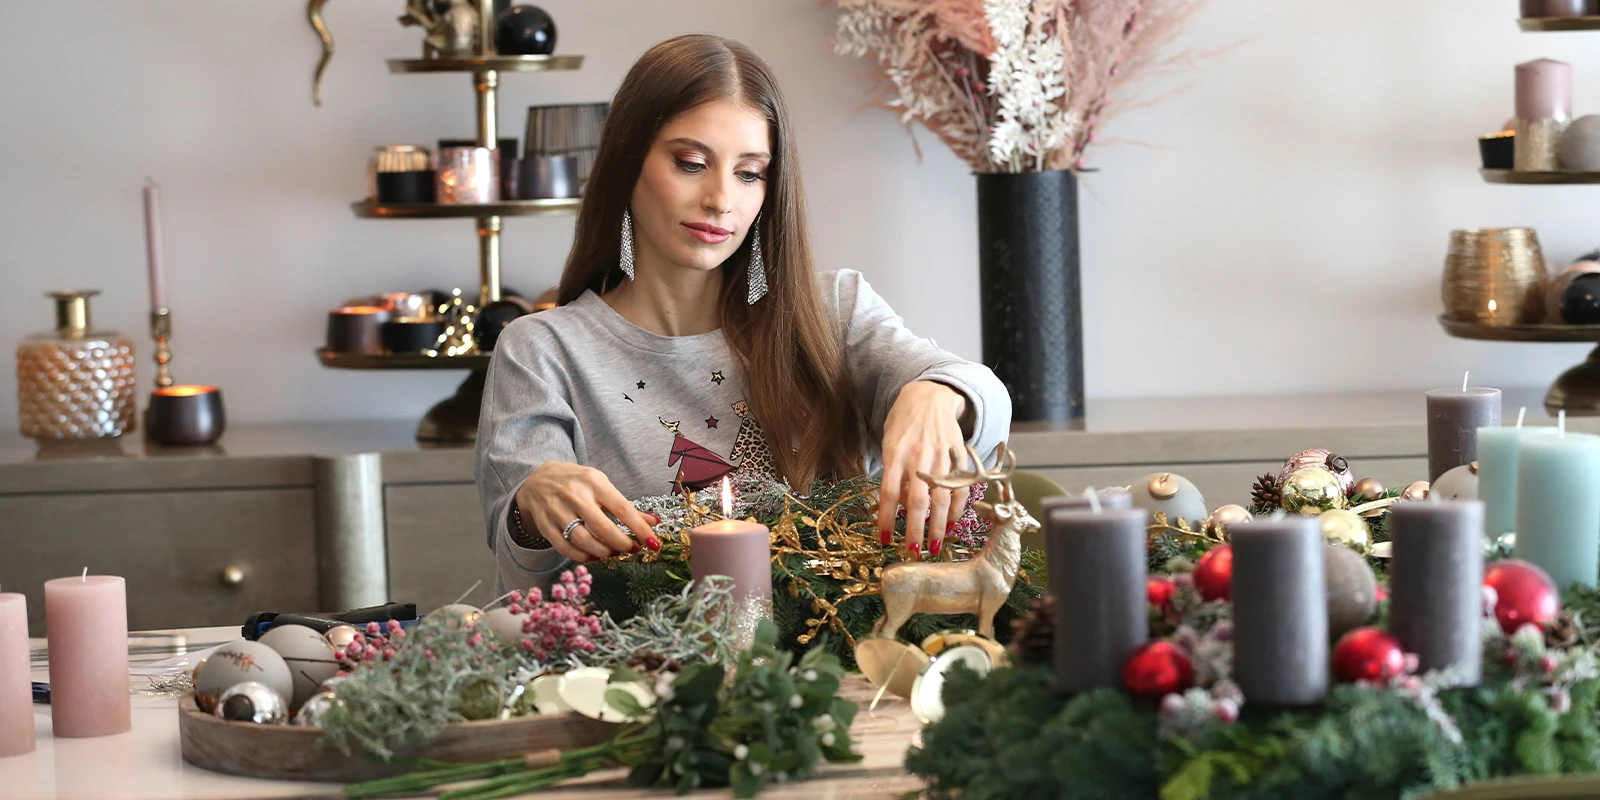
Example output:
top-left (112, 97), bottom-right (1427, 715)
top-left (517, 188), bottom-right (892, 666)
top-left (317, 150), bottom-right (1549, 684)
top-left (876, 380), bottom-right (970, 558)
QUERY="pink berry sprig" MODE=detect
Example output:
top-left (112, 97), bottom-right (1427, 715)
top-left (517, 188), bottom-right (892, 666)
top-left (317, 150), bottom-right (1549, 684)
top-left (505, 567), bottom-right (603, 662)
top-left (336, 619), bottom-right (407, 672)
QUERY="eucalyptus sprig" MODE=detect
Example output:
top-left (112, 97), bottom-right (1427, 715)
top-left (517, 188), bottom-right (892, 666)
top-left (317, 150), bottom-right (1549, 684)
top-left (343, 619), bottom-right (860, 800)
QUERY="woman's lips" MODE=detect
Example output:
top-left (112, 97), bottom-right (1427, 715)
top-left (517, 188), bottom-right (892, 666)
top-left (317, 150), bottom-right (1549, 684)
top-left (683, 222), bottom-right (732, 244)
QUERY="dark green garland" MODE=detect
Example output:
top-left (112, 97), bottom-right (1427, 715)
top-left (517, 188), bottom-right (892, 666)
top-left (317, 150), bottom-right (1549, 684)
top-left (907, 583), bottom-right (1600, 799)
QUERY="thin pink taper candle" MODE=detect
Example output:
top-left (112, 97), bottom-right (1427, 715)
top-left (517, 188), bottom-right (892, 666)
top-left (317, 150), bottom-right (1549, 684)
top-left (689, 477), bottom-right (772, 606)
top-left (44, 574), bottom-right (130, 738)
top-left (143, 179), bottom-right (168, 311)
top-left (0, 591), bottom-right (34, 757)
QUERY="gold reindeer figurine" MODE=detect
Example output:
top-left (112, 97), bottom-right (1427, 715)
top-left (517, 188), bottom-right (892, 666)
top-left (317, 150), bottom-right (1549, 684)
top-left (873, 442), bottom-right (1036, 640)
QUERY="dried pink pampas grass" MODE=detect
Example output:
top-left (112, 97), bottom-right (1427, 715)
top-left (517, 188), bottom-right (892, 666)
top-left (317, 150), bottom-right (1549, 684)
top-left (832, 0), bottom-right (1215, 173)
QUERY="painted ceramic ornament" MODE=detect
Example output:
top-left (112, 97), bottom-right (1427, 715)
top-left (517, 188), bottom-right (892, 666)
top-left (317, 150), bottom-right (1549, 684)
top-left (1319, 509), bottom-right (1372, 555)
top-left (1431, 462), bottom-right (1479, 500)
top-left (1278, 449), bottom-right (1355, 495)
top-left (195, 640), bottom-right (294, 714)
top-left (258, 624), bottom-right (340, 709)
top-left (1130, 472), bottom-right (1207, 527)
top-left (1280, 467), bottom-right (1348, 515)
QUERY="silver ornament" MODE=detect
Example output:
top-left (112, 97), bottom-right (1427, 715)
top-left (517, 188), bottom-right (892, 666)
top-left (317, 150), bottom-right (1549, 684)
top-left (215, 681), bottom-right (288, 724)
top-left (292, 692), bottom-right (336, 727)
top-left (323, 624), bottom-right (360, 651)
top-left (1278, 449), bottom-right (1354, 495)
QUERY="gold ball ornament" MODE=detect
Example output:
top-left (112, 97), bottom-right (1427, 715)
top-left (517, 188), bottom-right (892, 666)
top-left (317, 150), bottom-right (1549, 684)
top-left (1350, 478), bottom-right (1386, 503)
top-left (1401, 481), bottom-right (1431, 501)
top-left (1280, 467), bottom-right (1348, 515)
top-left (1318, 509), bottom-right (1372, 555)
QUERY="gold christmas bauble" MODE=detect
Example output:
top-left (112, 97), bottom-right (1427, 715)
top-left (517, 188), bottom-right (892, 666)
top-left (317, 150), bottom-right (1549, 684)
top-left (1280, 467), bottom-right (1348, 515)
top-left (1318, 508), bottom-right (1371, 555)
top-left (1207, 504), bottom-right (1253, 530)
top-left (1401, 480), bottom-right (1431, 501)
top-left (1350, 477), bottom-right (1386, 503)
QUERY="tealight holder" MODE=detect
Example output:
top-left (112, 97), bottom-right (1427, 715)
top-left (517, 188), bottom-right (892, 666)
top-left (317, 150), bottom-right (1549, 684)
top-left (147, 384), bottom-right (226, 446)
top-left (325, 306), bottom-right (390, 354)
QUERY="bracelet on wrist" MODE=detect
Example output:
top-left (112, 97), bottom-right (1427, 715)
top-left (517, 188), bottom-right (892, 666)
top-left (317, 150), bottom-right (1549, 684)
top-left (508, 500), bottom-right (553, 550)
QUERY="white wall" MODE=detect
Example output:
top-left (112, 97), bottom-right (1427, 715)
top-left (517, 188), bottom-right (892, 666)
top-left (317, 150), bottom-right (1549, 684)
top-left (2, 0), bottom-right (1596, 433)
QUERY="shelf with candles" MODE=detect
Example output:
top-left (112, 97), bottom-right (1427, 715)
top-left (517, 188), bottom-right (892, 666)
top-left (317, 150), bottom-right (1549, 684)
top-left (315, 348), bottom-right (491, 371)
top-left (386, 54), bottom-right (583, 74)
top-left (1518, 15), bottom-right (1600, 31)
top-left (1480, 168), bottom-right (1600, 184)
top-left (350, 198), bottom-right (581, 219)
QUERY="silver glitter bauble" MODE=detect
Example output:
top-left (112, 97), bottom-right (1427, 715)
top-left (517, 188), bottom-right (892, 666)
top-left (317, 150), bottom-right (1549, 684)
top-left (215, 681), bottom-right (288, 724)
top-left (291, 692), bottom-right (336, 727)
top-left (1278, 449), bottom-right (1354, 495)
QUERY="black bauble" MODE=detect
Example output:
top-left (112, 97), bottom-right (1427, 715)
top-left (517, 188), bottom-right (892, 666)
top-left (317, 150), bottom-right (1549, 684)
top-left (1562, 274), bottom-right (1600, 324)
top-left (495, 5), bottom-right (556, 55)
top-left (476, 299), bottom-right (531, 351)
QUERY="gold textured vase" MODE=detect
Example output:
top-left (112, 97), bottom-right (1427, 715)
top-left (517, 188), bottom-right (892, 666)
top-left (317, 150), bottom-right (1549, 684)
top-left (15, 290), bottom-right (137, 440)
top-left (1441, 228), bottom-right (1548, 325)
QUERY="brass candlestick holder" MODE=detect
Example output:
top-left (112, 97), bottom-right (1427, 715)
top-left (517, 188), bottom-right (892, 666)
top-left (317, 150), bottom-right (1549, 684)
top-left (145, 307), bottom-right (226, 446)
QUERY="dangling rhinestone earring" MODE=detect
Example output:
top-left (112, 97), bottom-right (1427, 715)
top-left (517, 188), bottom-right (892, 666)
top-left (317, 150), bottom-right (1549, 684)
top-left (746, 213), bottom-right (767, 305)
top-left (619, 209), bottom-right (636, 281)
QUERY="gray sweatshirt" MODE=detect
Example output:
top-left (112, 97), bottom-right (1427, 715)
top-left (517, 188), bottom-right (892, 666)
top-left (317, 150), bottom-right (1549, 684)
top-left (475, 268), bottom-right (1012, 594)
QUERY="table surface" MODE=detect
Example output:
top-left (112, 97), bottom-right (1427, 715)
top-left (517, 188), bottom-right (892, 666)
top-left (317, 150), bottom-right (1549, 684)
top-left (3, 627), bottom-right (927, 800)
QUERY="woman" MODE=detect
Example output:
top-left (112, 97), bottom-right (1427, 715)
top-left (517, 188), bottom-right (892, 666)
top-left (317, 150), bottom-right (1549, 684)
top-left (475, 34), bottom-right (1011, 594)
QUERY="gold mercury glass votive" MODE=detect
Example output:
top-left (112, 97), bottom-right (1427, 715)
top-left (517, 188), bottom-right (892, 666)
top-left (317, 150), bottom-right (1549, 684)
top-left (1441, 228), bottom-right (1548, 326)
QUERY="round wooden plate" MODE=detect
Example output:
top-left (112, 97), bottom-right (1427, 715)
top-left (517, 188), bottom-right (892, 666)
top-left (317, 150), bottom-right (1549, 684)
top-left (177, 693), bottom-right (615, 782)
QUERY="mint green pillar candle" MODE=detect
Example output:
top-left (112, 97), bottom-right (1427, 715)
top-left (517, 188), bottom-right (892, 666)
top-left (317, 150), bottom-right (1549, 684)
top-left (1478, 425), bottom-right (1556, 540)
top-left (1514, 431), bottom-right (1600, 589)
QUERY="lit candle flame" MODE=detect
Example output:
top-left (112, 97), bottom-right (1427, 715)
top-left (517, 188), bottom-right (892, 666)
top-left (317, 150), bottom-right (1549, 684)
top-left (720, 475), bottom-right (733, 518)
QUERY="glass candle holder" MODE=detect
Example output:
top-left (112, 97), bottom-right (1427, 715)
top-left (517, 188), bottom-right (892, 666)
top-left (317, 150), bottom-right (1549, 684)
top-left (436, 147), bottom-right (499, 204)
top-left (16, 290), bottom-right (137, 440)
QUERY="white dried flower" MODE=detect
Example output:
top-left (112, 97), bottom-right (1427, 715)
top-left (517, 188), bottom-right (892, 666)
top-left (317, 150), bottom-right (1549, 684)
top-left (734, 743), bottom-right (749, 760)
top-left (788, 694), bottom-right (804, 709)
top-left (821, 732), bottom-right (836, 747)
top-left (812, 714), bottom-right (837, 733)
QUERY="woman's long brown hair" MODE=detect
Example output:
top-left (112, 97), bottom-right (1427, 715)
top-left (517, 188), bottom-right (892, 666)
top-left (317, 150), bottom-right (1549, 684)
top-left (557, 34), bottom-right (864, 489)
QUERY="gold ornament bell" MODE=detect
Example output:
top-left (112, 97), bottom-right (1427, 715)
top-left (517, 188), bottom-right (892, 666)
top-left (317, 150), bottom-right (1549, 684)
top-left (1318, 508), bottom-right (1372, 555)
top-left (1280, 467), bottom-right (1348, 515)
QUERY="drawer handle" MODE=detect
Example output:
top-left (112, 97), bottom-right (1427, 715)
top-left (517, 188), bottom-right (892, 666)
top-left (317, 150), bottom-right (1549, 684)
top-left (219, 565), bottom-right (246, 587)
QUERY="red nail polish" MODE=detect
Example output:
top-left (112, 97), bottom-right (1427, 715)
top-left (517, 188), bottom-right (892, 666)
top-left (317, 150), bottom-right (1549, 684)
top-left (909, 542), bottom-right (920, 554)
top-left (880, 529), bottom-right (892, 546)
top-left (646, 537), bottom-right (661, 552)
top-left (631, 543), bottom-right (641, 554)
top-left (930, 539), bottom-right (942, 557)
top-left (647, 513), bottom-right (661, 524)
top-left (946, 521), bottom-right (956, 534)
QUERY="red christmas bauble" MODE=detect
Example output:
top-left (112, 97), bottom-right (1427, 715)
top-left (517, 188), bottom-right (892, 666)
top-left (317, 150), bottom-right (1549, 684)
top-left (1147, 576), bottom-right (1177, 610)
top-left (1333, 626), bottom-right (1405, 684)
top-left (1192, 544), bottom-right (1233, 602)
top-left (1484, 559), bottom-right (1560, 635)
top-left (1122, 641), bottom-right (1194, 699)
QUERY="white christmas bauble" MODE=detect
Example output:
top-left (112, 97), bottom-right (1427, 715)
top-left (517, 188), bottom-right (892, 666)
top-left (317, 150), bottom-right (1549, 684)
top-left (195, 640), bottom-right (293, 714)
top-left (484, 607), bottom-right (525, 642)
top-left (1560, 115), bottom-right (1600, 171)
top-left (258, 624), bottom-right (341, 709)
top-left (1130, 472), bottom-right (1207, 527)
top-left (427, 603), bottom-right (484, 626)
top-left (1431, 463), bottom-right (1479, 500)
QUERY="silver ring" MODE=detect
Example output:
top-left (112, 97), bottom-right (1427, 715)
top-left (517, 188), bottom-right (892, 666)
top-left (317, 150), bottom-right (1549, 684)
top-left (561, 518), bottom-right (586, 541)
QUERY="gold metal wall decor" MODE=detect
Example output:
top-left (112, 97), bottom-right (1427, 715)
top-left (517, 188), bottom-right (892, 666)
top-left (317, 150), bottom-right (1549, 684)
top-left (873, 443), bottom-right (1036, 640)
top-left (1441, 227), bottom-right (1549, 326)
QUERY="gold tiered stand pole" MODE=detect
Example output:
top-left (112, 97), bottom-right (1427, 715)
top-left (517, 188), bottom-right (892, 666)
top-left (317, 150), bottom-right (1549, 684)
top-left (474, 3), bottom-right (502, 308)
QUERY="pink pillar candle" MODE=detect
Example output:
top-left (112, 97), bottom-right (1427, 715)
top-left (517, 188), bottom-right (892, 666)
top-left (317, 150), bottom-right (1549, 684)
top-left (1516, 59), bottom-right (1573, 121)
top-left (688, 519), bottom-right (773, 605)
top-left (44, 576), bottom-right (130, 738)
top-left (143, 180), bottom-right (167, 311)
top-left (0, 593), bottom-right (34, 757)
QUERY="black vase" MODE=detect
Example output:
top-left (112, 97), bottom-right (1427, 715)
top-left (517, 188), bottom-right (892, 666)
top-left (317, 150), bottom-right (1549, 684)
top-left (976, 169), bottom-right (1083, 422)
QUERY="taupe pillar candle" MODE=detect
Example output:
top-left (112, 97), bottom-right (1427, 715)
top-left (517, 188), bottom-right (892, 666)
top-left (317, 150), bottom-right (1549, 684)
top-left (1231, 516), bottom-right (1328, 706)
top-left (1388, 500), bottom-right (1485, 686)
top-left (1047, 507), bottom-right (1147, 693)
top-left (1426, 386), bottom-right (1502, 481)
top-left (1041, 489), bottom-right (1133, 516)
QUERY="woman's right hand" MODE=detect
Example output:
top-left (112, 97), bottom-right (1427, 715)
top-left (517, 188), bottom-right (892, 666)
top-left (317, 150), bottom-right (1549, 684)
top-left (515, 462), bottom-right (660, 562)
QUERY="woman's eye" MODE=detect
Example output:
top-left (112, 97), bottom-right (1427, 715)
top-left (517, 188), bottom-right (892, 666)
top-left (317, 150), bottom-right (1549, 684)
top-left (736, 171), bottom-right (766, 184)
top-left (674, 159), bottom-right (705, 173)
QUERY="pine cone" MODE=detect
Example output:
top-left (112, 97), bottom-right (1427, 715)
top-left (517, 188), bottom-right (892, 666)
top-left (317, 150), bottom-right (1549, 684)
top-left (625, 652), bottom-right (682, 676)
top-left (1010, 595), bottom-right (1055, 665)
top-left (1250, 473), bottom-right (1281, 510)
top-left (1545, 612), bottom-right (1580, 650)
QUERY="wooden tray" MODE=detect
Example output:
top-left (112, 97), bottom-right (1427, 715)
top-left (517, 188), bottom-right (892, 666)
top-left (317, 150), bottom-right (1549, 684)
top-left (178, 693), bottom-right (615, 782)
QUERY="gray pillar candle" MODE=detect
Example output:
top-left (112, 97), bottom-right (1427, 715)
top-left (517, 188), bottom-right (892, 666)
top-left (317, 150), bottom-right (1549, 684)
top-left (1231, 516), bottom-right (1328, 706)
top-left (1046, 507), bottom-right (1148, 694)
top-left (1426, 386), bottom-right (1502, 482)
top-left (1040, 489), bottom-right (1133, 516)
top-left (1387, 500), bottom-right (1485, 686)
